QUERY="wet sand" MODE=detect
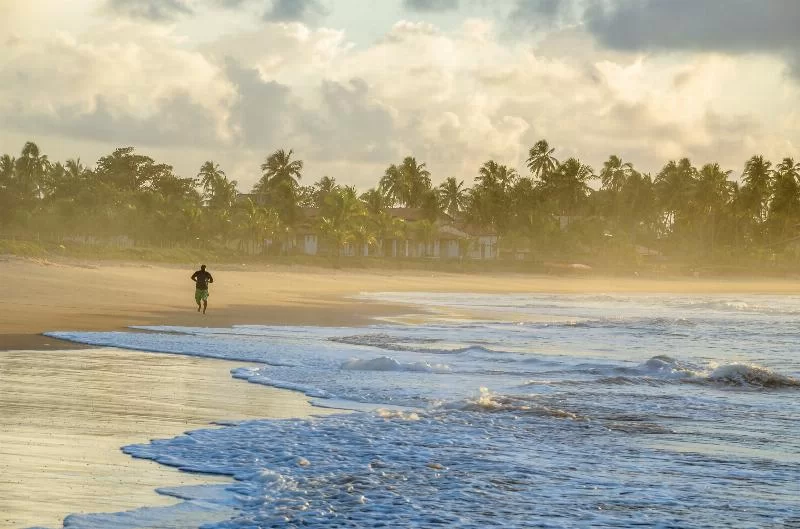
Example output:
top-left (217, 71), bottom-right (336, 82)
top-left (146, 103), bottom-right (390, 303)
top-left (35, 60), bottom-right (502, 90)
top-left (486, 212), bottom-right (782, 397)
top-left (0, 347), bottom-right (333, 529)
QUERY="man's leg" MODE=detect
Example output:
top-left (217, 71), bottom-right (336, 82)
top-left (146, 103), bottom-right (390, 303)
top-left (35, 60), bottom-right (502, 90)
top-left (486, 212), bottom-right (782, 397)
top-left (202, 299), bottom-right (208, 314)
top-left (195, 290), bottom-right (202, 311)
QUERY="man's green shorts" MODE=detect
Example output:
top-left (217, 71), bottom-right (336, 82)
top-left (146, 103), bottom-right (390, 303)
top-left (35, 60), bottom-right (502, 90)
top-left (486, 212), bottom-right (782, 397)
top-left (195, 288), bottom-right (209, 303)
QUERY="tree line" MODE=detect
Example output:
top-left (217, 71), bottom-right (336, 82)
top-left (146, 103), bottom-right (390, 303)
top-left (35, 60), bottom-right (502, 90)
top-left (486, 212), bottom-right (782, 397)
top-left (1, 140), bottom-right (799, 264)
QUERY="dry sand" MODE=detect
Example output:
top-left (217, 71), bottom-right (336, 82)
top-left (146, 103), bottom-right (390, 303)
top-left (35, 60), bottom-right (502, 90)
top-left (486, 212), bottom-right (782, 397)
top-left (2, 256), bottom-right (800, 528)
top-left (4, 256), bottom-right (800, 348)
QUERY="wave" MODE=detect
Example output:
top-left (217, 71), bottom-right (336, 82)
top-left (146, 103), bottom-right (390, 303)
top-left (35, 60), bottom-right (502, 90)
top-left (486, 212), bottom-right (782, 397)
top-left (706, 363), bottom-right (800, 388)
top-left (663, 298), bottom-right (800, 315)
top-left (330, 334), bottom-right (506, 356)
top-left (623, 357), bottom-right (800, 389)
top-left (231, 367), bottom-right (335, 399)
top-left (620, 356), bottom-right (800, 389)
top-left (437, 388), bottom-right (583, 420)
top-left (526, 355), bottom-right (799, 391)
top-left (341, 356), bottom-right (451, 373)
top-left (595, 376), bottom-right (673, 387)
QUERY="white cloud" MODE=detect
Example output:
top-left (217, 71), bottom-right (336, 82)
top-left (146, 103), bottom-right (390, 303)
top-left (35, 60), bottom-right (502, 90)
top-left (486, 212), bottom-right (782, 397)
top-left (0, 21), bottom-right (237, 144)
top-left (2, 1), bottom-right (799, 193)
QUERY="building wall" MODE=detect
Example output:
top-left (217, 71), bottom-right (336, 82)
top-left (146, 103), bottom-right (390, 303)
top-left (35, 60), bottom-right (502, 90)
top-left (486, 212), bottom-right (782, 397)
top-left (443, 239), bottom-right (460, 259)
top-left (303, 234), bottom-right (318, 255)
top-left (468, 235), bottom-right (498, 260)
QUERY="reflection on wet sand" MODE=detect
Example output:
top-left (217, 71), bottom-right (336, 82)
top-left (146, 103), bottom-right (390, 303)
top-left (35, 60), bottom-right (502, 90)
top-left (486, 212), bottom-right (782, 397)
top-left (0, 347), bottom-right (330, 529)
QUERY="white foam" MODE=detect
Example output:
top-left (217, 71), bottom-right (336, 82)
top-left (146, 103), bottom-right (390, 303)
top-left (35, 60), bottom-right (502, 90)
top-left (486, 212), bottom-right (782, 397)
top-left (42, 291), bottom-right (800, 529)
top-left (341, 356), bottom-right (451, 373)
top-left (708, 363), bottom-right (800, 388)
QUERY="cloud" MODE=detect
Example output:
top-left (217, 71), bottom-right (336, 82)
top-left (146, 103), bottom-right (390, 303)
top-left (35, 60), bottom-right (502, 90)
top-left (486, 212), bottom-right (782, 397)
top-left (584, 0), bottom-right (800, 54)
top-left (3, 6), bottom-right (799, 191)
top-left (300, 78), bottom-right (398, 163)
top-left (209, 0), bottom-right (250, 7)
top-left (0, 23), bottom-right (236, 147)
top-left (402, 0), bottom-right (460, 12)
top-left (104, 0), bottom-right (194, 22)
top-left (5, 93), bottom-right (223, 147)
top-left (262, 0), bottom-right (328, 22)
top-left (223, 58), bottom-right (298, 147)
top-left (509, 0), bottom-right (567, 26)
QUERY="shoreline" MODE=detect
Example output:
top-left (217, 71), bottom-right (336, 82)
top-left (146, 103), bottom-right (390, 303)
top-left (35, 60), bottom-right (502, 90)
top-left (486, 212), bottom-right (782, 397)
top-left (4, 257), bottom-right (800, 527)
top-left (0, 347), bottom-right (336, 529)
top-left (5, 256), bottom-right (800, 352)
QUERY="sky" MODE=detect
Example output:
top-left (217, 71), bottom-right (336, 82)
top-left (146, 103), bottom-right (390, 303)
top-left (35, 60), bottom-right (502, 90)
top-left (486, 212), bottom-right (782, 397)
top-left (1, 0), bottom-right (799, 191)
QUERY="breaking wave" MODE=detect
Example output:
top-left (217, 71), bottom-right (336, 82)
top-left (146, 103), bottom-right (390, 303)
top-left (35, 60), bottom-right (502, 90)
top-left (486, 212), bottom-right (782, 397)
top-left (330, 333), bottom-right (502, 356)
top-left (706, 363), bottom-right (800, 388)
top-left (341, 356), bottom-right (451, 373)
top-left (437, 387), bottom-right (583, 420)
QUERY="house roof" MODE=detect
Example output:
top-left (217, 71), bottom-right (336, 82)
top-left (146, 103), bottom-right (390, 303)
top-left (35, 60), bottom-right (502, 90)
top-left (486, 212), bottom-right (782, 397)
top-left (455, 222), bottom-right (498, 236)
top-left (385, 207), bottom-right (426, 221)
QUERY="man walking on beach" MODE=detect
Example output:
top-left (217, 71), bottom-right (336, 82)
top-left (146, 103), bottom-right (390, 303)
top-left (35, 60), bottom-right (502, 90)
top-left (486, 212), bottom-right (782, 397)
top-left (191, 264), bottom-right (214, 314)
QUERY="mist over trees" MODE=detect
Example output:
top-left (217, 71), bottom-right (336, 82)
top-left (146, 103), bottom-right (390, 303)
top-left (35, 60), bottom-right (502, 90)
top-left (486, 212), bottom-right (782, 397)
top-left (2, 139), bottom-right (800, 268)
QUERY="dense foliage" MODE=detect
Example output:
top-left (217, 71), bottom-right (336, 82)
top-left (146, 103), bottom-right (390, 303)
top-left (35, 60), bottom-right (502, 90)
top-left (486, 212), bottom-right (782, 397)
top-left (2, 140), bottom-right (799, 266)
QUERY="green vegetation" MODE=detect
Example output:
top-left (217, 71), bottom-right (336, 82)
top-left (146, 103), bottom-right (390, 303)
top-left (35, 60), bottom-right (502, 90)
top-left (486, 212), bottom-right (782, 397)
top-left (2, 139), bottom-right (800, 275)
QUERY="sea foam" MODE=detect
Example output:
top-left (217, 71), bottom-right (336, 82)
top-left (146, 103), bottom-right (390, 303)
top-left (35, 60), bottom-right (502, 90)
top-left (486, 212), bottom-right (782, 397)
top-left (44, 291), bottom-right (800, 528)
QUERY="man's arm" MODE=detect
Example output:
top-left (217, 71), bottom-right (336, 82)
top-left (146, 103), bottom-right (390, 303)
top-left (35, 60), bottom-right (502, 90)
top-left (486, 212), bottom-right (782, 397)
top-left (191, 271), bottom-right (198, 281)
top-left (207, 273), bottom-right (214, 283)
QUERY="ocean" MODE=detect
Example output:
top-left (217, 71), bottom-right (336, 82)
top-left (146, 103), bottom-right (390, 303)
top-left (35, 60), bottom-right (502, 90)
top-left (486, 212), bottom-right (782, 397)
top-left (45, 292), bottom-right (800, 528)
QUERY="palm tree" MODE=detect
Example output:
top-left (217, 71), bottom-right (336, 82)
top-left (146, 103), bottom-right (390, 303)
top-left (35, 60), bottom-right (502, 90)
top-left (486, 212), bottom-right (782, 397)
top-left (198, 161), bottom-right (238, 212)
top-left (15, 141), bottom-right (49, 201)
top-left (59, 158), bottom-right (89, 200)
top-left (599, 155), bottom-right (632, 193)
top-left (741, 155), bottom-right (773, 224)
top-left (477, 160), bottom-right (518, 191)
top-left (379, 164), bottom-right (403, 207)
top-left (617, 170), bottom-right (656, 238)
top-left (237, 198), bottom-right (281, 255)
top-left (0, 154), bottom-right (14, 184)
top-left (256, 149), bottom-right (303, 192)
top-left (695, 163), bottom-right (734, 254)
top-left (526, 139), bottom-right (558, 179)
top-left (318, 186), bottom-right (365, 260)
top-left (372, 210), bottom-right (406, 256)
top-left (198, 161), bottom-right (225, 192)
top-left (379, 156), bottom-right (432, 207)
top-left (776, 157), bottom-right (800, 183)
top-left (467, 161), bottom-right (519, 237)
top-left (0, 155), bottom-right (15, 227)
top-left (360, 188), bottom-right (388, 216)
top-left (352, 223), bottom-right (378, 257)
top-left (312, 176), bottom-right (338, 208)
top-left (253, 149), bottom-right (303, 230)
top-left (767, 168), bottom-right (800, 241)
top-left (466, 160), bottom-right (519, 235)
top-left (655, 158), bottom-right (697, 234)
top-left (437, 177), bottom-right (467, 218)
top-left (401, 157), bottom-right (432, 207)
top-left (179, 204), bottom-right (204, 246)
top-left (41, 161), bottom-right (66, 200)
top-left (539, 157), bottom-right (594, 217)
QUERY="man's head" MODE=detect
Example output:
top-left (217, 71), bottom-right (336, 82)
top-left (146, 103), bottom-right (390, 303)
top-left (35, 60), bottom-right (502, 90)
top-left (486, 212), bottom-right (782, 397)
top-left (200, 264), bottom-right (206, 270)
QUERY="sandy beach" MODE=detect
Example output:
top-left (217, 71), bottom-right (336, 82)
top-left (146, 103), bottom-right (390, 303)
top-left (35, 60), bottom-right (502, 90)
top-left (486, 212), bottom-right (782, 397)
top-left (4, 256), bottom-right (800, 349)
top-left (3, 256), bottom-right (800, 528)
top-left (0, 347), bottom-right (331, 529)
